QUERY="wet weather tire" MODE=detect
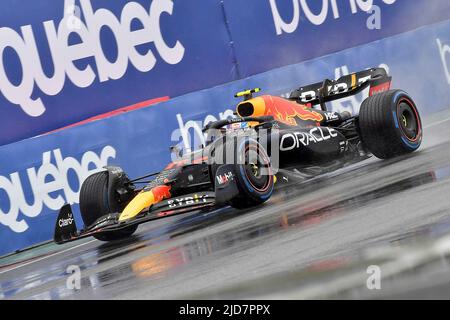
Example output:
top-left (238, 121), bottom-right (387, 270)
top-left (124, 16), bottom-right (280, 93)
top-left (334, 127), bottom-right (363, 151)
top-left (229, 138), bottom-right (274, 209)
top-left (359, 90), bottom-right (422, 159)
top-left (80, 171), bottom-right (137, 241)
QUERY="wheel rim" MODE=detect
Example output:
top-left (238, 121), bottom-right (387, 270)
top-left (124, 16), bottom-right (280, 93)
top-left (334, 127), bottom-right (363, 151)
top-left (242, 146), bottom-right (272, 192)
top-left (397, 98), bottom-right (421, 142)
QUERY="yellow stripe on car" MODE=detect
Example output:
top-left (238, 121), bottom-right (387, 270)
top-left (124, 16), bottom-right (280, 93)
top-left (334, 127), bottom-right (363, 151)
top-left (118, 185), bottom-right (171, 222)
top-left (351, 73), bottom-right (357, 88)
top-left (118, 191), bottom-right (156, 222)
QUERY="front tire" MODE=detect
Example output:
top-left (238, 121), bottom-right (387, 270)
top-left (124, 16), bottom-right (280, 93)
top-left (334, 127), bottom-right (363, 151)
top-left (358, 90), bottom-right (422, 159)
top-left (79, 171), bottom-right (137, 241)
top-left (229, 138), bottom-right (274, 209)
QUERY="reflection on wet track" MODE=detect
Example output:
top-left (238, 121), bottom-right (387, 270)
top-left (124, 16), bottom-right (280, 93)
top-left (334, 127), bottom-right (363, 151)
top-left (2, 113), bottom-right (450, 299)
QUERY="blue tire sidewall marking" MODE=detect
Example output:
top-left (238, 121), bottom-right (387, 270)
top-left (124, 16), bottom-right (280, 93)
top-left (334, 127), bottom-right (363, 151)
top-left (238, 138), bottom-right (255, 193)
top-left (392, 110), bottom-right (400, 129)
top-left (392, 90), bottom-right (406, 104)
top-left (401, 136), bottom-right (420, 149)
top-left (260, 183), bottom-right (274, 200)
top-left (238, 138), bottom-right (273, 199)
top-left (392, 92), bottom-right (420, 150)
top-left (239, 164), bottom-right (255, 194)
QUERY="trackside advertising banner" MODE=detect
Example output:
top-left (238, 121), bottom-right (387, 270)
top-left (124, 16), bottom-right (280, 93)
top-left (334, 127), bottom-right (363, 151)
top-left (0, 0), bottom-right (235, 146)
top-left (224, 0), bottom-right (450, 77)
top-left (1, 19), bottom-right (450, 255)
top-left (0, 0), bottom-right (450, 146)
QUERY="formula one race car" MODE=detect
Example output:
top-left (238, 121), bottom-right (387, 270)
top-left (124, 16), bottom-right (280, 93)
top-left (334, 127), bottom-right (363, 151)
top-left (54, 67), bottom-right (422, 244)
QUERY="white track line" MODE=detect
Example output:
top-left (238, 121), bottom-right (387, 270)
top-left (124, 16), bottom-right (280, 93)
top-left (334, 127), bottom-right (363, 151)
top-left (0, 239), bottom-right (97, 275)
top-left (424, 116), bottom-right (450, 129)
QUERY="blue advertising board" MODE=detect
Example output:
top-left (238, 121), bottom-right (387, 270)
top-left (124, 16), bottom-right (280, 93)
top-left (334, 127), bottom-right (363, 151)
top-left (1, 0), bottom-right (450, 146)
top-left (0, 0), bottom-right (236, 145)
top-left (224, 0), bottom-right (450, 77)
top-left (1, 17), bottom-right (450, 256)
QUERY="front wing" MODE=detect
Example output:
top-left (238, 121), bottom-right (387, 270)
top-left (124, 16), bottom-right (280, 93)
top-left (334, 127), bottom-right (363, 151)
top-left (54, 191), bottom-right (216, 244)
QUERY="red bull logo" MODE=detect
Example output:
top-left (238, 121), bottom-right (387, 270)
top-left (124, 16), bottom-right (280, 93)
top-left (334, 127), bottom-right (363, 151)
top-left (237, 95), bottom-right (323, 126)
top-left (152, 185), bottom-right (172, 201)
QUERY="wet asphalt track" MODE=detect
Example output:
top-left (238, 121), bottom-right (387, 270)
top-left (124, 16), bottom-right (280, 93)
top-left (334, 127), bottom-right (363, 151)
top-left (2, 110), bottom-right (450, 300)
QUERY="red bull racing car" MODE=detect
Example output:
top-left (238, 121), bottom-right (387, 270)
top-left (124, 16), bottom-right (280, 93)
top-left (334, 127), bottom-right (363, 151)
top-left (54, 67), bottom-right (422, 244)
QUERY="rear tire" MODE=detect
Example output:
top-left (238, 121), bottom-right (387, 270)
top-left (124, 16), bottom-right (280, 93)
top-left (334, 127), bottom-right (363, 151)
top-left (358, 90), bottom-right (422, 159)
top-left (79, 171), bottom-right (137, 241)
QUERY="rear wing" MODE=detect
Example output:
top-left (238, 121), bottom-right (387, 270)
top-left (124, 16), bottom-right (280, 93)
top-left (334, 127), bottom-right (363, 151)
top-left (289, 67), bottom-right (392, 111)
